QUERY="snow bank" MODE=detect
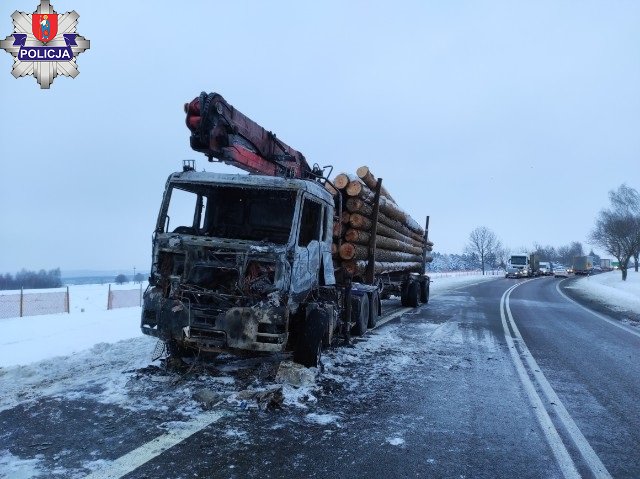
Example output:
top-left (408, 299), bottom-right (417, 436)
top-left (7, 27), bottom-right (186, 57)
top-left (567, 270), bottom-right (640, 315)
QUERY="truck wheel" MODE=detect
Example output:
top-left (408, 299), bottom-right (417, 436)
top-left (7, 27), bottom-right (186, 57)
top-left (420, 281), bottom-right (429, 304)
top-left (407, 281), bottom-right (419, 308)
top-left (351, 295), bottom-right (370, 337)
top-left (368, 291), bottom-right (379, 328)
top-left (293, 309), bottom-right (328, 368)
top-left (400, 282), bottom-right (409, 307)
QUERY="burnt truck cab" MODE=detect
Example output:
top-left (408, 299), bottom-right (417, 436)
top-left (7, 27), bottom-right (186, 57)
top-left (141, 169), bottom-right (336, 356)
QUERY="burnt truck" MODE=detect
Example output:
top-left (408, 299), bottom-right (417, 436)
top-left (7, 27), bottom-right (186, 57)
top-left (140, 92), bottom-right (431, 367)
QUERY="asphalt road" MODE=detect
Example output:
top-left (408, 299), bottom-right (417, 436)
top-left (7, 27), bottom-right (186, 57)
top-left (1, 276), bottom-right (639, 478)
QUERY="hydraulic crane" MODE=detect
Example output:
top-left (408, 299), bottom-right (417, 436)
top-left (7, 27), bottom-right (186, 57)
top-left (185, 92), bottom-right (321, 179)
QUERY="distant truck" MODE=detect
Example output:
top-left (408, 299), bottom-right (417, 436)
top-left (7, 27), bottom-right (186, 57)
top-left (506, 253), bottom-right (540, 278)
top-left (539, 261), bottom-right (552, 276)
top-left (572, 255), bottom-right (594, 275)
top-left (600, 259), bottom-right (612, 271)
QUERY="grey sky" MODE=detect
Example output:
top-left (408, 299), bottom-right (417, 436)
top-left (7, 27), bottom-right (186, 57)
top-left (1, 0), bottom-right (638, 273)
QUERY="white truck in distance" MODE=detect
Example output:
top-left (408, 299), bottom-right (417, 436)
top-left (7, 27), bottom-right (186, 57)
top-left (506, 253), bottom-right (539, 278)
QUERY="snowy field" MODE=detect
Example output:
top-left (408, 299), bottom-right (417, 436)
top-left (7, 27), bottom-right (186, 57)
top-left (567, 270), bottom-right (640, 316)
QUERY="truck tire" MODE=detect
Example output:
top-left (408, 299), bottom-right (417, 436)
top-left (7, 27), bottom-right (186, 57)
top-left (368, 291), bottom-right (379, 328)
top-left (293, 309), bottom-right (328, 368)
top-left (407, 280), bottom-right (419, 308)
top-left (420, 280), bottom-right (429, 304)
top-left (400, 282), bottom-right (409, 307)
top-left (351, 295), bottom-right (370, 337)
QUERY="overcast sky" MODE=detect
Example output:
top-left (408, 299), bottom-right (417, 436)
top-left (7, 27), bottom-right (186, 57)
top-left (1, 0), bottom-right (638, 273)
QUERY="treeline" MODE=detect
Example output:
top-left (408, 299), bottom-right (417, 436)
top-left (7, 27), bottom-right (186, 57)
top-left (429, 252), bottom-right (490, 272)
top-left (0, 268), bottom-right (62, 290)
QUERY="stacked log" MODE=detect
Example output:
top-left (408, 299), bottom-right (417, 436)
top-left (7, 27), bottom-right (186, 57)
top-left (330, 166), bottom-right (434, 277)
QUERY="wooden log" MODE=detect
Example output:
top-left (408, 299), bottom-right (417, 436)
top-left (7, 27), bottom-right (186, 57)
top-left (339, 243), bottom-right (424, 263)
top-left (349, 206), bottom-right (424, 245)
top-left (331, 243), bottom-right (338, 255)
top-left (344, 261), bottom-right (423, 275)
top-left (347, 219), bottom-right (424, 248)
top-left (333, 221), bottom-right (344, 238)
top-left (340, 211), bottom-right (351, 224)
top-left (346, 179), bottom-right (364, 196)
top-left (346, 198), bottom-right (373, 217)
top-left (377, 211), bottom-right (424, 243)
top-left (324, 181), bottom-right (338, 196)
top-left (344, 229), bottom-right (424, 255)
top-left (348, 213), bottom-right (373, 230)
top-left (347, 182), bottom-right (424, 236)
top-left (333, 173), bottom-right (358, 190)
top-left (356, 165), bottom-right (396, 203)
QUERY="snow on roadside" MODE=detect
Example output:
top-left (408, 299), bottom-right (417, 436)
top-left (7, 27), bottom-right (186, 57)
top-left (567, 270), bottom-right (640, 316)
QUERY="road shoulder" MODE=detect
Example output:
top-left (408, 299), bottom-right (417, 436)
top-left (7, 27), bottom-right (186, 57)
top-left (559, 277), bottom-right (640, 327)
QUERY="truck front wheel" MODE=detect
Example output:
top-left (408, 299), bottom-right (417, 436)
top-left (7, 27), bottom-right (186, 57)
top-left (294, 309), bottom-right (328, 368)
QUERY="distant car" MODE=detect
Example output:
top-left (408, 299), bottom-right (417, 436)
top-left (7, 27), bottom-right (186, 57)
top-left (554, 266), bottom-right (569, 278)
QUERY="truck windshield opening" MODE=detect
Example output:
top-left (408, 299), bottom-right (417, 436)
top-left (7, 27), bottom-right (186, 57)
top-left (511, 256), bottom-right (527, 265)
top-left (167, 184), bottom-right (297, 244)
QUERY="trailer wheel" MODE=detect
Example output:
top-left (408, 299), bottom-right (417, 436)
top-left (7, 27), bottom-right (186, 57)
top-left (351, 295), bottom-right (370, 336)
top-left (294, 309), bottom-right (328, 368)
top-left (407, 281), bottom-right (419, 308)
top-left (420, 280), bottom-right (429, 304)
top-left (368, 291), bottom-right (379, 328)
top-left (400, 282), bottom-right (409, 307)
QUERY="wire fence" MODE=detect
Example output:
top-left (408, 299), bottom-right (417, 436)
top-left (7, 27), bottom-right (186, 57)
top-left (107, 284), bottom-right (143, 309)
top-left (0, 284), bottom-right (144, 319)
top-left (0, 288), bottom-right (69, 319)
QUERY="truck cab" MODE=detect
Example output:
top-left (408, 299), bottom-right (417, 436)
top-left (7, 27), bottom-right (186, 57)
top-left (141, 169), bottom-right (336, 357)
top-left (506, 253), bottom-right (530, 278)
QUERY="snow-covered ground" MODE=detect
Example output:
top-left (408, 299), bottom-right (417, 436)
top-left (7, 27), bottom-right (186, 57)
top-left (567, 270), bottom-right (640, 316)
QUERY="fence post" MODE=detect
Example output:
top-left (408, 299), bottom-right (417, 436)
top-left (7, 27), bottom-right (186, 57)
top-left (139, 283), bottom-right (143, 307)
top-left (20, 287), bottom-right (23, 318)
top-left (66, 286), bottom-right (70, 313)
top-left (107, 284), bottom-right (111, 310)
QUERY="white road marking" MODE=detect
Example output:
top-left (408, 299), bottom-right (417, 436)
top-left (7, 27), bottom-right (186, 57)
top-left (503, 282), bottom-right (613, 478)
top-left (556, 280), bottom-right (640, 339)
top-left (499, 283), bottom-right (581, 479)
top-left (84, 405), bottom-right (225, 479)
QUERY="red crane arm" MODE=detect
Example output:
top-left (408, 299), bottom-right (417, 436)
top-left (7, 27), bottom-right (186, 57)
top-left (185, 92), bottom-right (312, 179)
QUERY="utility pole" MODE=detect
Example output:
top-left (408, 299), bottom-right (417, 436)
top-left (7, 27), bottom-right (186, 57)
top-left (133, 266), bottom-right (136, 284)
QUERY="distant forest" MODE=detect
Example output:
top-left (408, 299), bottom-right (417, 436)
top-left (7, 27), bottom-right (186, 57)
top-left (0, 268), bottom-right (62, 290)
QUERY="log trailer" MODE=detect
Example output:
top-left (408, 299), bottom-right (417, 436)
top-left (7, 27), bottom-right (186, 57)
top-left (140, 92), bottom-right (431, 367)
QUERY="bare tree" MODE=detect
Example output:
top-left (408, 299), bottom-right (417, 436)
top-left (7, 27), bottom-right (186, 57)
top-left (590, 185), bottom-right (640, 281)
top-left (465, 227), bottom-right (500, 275)
top-left (609, 184), bottom-right (640, 272)
top-left (556, 241), bottom-right (584, 266)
